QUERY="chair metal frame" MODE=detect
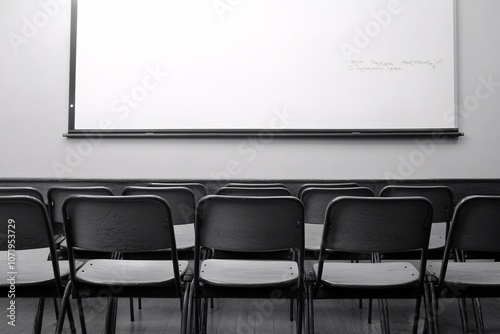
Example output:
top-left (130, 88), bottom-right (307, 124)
top-left (426, 195), bottom-right (500, 334)
top-left (0, 195), bottom-right (76, 333)
top-left (306, 196), bottom-right (433, 334)
top-left (56, 195), bottom-right (190, 334)
top-left (188, 195), bottom-right (305, 334)
top-left (47, 186), bottom-right (114, 245)
top-left (379, 185), bottom-right (454, 259)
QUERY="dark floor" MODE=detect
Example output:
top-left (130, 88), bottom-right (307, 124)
top-left (1, 295), bottom-right (499, 334)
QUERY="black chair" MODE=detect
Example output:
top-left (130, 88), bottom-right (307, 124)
top-left (122, 186), bottom-right (196, 253)
top-left (56, 195), bottom-right (190, 334)
top-left (47, 186), bottom-right (114, 246)
top-left (0, 195), bottom-right (76, 333)
top-left (426, 195), bottom-right (500, 334)
top-left (379, 185), bottom-right (454, 259)
top-left (306, 196), bottom-right (433, 334)
top-left (188, 195), bottom-right (305, 334)
top-left (300, 187), bottom-right (374, 256)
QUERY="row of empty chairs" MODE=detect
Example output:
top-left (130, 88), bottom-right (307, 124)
top-left (1, 183), bottom-right (499, 334)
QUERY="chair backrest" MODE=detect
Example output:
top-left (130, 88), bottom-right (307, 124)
top-left (215, 186), bottom-right (291, 196)
top-left (296, 183), bottom-right (360, 197)
top-left (300, 187), bottom-right (374, 224)
top-left (62, 195), bottom-right (177, 254)
top-left (0, 187), bottom-right (44, 202)
top-left (224, 182), bottom-right (288, 188)
top-left (146, 182), bottom-right (207, 203)
top-left (47, 186), bottom-right (114, 224)
top-left (379, 185), bottom-right (453, 223)
top-left (322, 196), bottom-right (433, 254)
top-left (444, 195), bottom-right (500, 254)
top-left (122, 186), bottom-right (195, 225)
top-left (0, 196), bottom-right (55, 251)
top-left (195, 195), bottom-right (304, 253)
top-left (0, 196), bottom-right (63, 295)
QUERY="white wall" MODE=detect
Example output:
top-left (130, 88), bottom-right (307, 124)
top-left (1, 0), bottom-right (499, 180)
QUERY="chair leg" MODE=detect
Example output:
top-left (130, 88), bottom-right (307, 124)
top-left (105, 297), bottom-right (118, 334)
top-left (472, 298), bottom-right (485, 334)
top-left (457, 298), bottom-right (470, 334)
top-left (65, 299), bottom-right (77, 334)
top-left (201, 298), bottom-right (209, 334)
top-left (368, 299), bottom-right (373, 324)
top-left (129, 298), bottom-right (135, 321)
top-left (181, 281), bottom-right (193, 334)
top-left (53, 297), bottom-right (60, 319)
top-left (296, 290), bottom-right (303, 334)
top-left (77, 297), bottom-right (88, 334)
top-left (33, 298), bottom-right (45, 334)
top-left (290, 298), bottom-right (294, 321)
top-left (194, 296), bottom-right (200, 334)
top-left (423, 281), bottom-right (436, 334)
top-left (306, 284), bottom-right (314, 334)
top-left (56, 280), bottom-right (73, 334)
top-left (138, 297), bottom-right (142, 309)
top-left (412, 295), bottom-right (422, 334)
top-left (377, 299), bottom-right (390, 334)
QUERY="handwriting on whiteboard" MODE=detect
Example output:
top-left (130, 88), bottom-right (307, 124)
top-left (348, 58), bottom-right (444, 73)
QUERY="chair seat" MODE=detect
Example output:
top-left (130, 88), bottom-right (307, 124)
top-left (305, 223), bottom-right (322, 251)
top-left (428, 222), bottom-right (446, 250)
top-left (200, 259), bottom-right (299, 287)
top-left (174, 223), bottom-right (195, 250)
top-left (313, 262), bottom-right (420, 288)
top-left (76, 259), bottom-right (188, 285)
top-left (0, 260), bottom-right (71, 285)
top-left (427, 261), bottom-right (500, 286)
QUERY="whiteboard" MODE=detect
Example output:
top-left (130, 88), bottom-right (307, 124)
top-left (70, 0), bottom-right (457, 134)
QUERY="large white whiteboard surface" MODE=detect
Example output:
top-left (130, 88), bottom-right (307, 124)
top-left (71, 0), bottom-right (457, 132)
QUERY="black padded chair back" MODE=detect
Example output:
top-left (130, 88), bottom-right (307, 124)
top-left (322, 196), bottom-right (433, 254)
top-left (196, 195), bottom-right (303, 252)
